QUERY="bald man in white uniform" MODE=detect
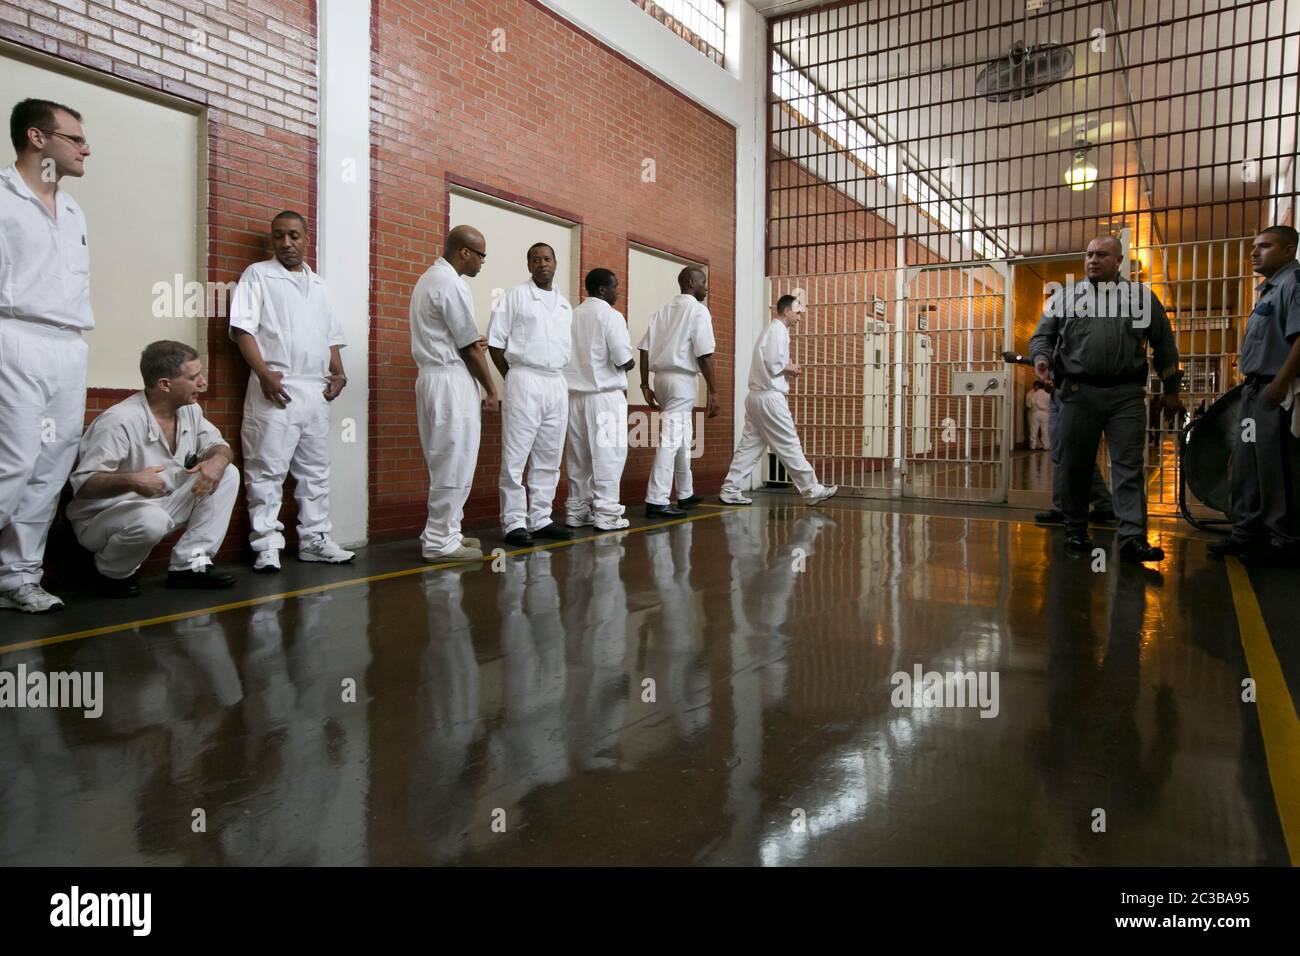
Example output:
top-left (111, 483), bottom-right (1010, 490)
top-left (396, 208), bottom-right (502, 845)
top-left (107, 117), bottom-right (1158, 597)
top-left (410, 225), bottom-right (500, 563)
top-left (638, 267), bottom-right (720, 520)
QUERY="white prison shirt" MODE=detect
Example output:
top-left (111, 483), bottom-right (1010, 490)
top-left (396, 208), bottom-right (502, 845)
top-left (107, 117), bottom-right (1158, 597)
top-left (565, 297), bottom-right (634, 393)
top-left (67, 392), bottom-right (230, 524)
top-left (410, 257), bottom-right (481, 369)
top-left (0, 164), bottom-right (93, 331)
top-left (488, 280), bottom-right (573, 372)
top-left (638, 293), bottom-right (716, 375)
top-left (748, 320), bottom-right (792, 393)
top-left (228, 259), bottom-right (344, 379)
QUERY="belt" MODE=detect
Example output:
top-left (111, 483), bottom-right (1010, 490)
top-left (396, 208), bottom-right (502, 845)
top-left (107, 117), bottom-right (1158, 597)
top-left (1245, 373), bottom-right (1276, 385)
top-left (1060, 370), bottom-right (1147, 388)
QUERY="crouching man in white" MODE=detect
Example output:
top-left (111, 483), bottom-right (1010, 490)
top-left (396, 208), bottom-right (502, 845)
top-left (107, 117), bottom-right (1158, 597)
top-left (720, 296), bottom-right (837, 507)
top-left (230, 211), bottom-right (354, 573)
top-left (565, 268), bottom-right (635, 531)
top-left (66, 341), bottom-right (239, 597)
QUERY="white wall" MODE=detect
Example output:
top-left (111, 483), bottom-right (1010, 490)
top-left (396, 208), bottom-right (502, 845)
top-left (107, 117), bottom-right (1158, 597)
top-left (318, 0), bottom-right (371, 548)
top-left (535, 0), bottom-right (769, 486)
top-left (0, 49), bottom-right (202, 389)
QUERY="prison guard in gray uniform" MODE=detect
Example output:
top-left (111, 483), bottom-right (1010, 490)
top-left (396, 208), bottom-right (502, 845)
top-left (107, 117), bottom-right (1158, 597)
top-left (1230, 258), bottom-right (1300, 549)
top-left (1029, 278), bottom-right (1181, 544)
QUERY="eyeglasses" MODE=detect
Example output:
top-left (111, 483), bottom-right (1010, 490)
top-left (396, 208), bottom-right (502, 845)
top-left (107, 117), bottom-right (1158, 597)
top-left (42, 130), bottom-right (90, 150)
top-left (467, 247), bottom-right (487, 261)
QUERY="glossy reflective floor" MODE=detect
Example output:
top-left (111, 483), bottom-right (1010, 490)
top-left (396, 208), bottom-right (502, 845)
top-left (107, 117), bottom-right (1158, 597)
top-left (0, 496), bottom-right (1294, 866)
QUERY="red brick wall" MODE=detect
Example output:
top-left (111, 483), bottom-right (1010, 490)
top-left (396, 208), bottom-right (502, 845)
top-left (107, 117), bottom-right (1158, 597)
top-left (368, 0), bottom-right (737, 539)
top-left (1, 0), bottom-right (319, 580)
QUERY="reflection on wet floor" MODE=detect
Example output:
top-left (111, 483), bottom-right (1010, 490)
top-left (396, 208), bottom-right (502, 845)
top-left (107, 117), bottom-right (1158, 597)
top-left (0, 504), bottom-right (1288, 865)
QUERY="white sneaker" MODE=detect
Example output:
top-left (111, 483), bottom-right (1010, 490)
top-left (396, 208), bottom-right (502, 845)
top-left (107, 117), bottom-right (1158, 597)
top-left (461, 536), bottom-right (481, 550)
top-left (299, 536), bottom-right (356, 564)
top-left (253, 550), bottom-right (282, 574)
top-left (806, 485), bottom-right (839, 506)
top-left (594, 517), bottom-right (631, 530)
top-left (424, 545), bottom-right (484, 564)
top-left (566, 514), bottom-right (595, 528)
top-left (719, 489), bottom-right (753, 505)
top-left (0, 583), bottom-right (65, 614)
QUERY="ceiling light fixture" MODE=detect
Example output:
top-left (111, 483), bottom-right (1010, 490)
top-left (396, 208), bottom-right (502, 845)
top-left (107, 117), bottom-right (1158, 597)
top-left (1064, 133), bottom-right (1098, 191)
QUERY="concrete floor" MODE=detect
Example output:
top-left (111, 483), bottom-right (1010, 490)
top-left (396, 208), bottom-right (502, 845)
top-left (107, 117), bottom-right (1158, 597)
top-left (0, 494), bottom-right (1293, 866)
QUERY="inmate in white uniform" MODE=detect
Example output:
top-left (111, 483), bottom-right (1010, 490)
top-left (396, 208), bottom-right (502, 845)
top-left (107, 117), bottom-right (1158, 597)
top-left (564, 297), bottom-right (634, 527)
top-left (1026, 387), bottom-right (1052, 449)
top-left (411, 257), bottom-right (485, 559)
top-left (489, 281), bottom-right (573, 534)
top-left (721, 319), bottom-right (826, 499)
top-left (229, 259), bottom-right (345, 553)
top-left (0, 164), bottom-right (92, 590)
top-left (639, 293), bottom-right (715, 506)
top-left (67, 393), bottom-right (239, 579)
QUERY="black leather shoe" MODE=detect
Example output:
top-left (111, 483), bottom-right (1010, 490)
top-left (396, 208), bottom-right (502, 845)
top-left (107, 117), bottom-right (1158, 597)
top-left (646, 504), bottom-right (687, 519)
top-left (676, 494), bottom-right (703, 509)
top-left (1035, 509), bottom-right (1064, 524)
top-left (531, 523), bottom-right (573, 541)
top-left (504, 528), bottom-right (533, 547)
top-left (1088, 508), bottom-right (1117, 523)
top-left (93, 571), bottom-right (140, 598)
top-left (165, 568), bottom-right (236, 589)
top-left (1120, 540), bottom-right (1165, 564)
top-left (1065, 531), bottom-right (1092, 552)
top-left (1208, 538), bottom-right (1261, 558)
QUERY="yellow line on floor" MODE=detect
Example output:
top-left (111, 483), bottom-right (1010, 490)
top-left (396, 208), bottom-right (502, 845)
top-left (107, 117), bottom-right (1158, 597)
top-left (1226, 558), bottom-right (1300, 866)
top-left (0, 507), bottom-right (741, 657)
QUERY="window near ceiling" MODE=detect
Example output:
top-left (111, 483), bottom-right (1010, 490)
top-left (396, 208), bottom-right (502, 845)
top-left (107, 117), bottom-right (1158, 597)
top-left (631, 0), bottom-right (726, 68)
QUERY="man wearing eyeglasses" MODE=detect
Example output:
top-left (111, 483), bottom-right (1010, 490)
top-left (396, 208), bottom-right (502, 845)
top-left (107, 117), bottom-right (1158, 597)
top-left (410, 225), bottom-right (500, 563)
top-left (0, 99), bottom-right (93, 614)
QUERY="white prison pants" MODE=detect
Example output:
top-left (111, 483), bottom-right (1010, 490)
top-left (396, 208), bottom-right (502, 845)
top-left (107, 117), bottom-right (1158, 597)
top-left (565, 389), bottom-right (628, 524)
top-left (417, 364), bottom-right (481, 559)
top-left (241, 376), bottom-right (333, 552)
top-left (722, 389), bottom-right (821, 497)
top-left (1029, 410), bottom-right (1050, 450)
top-left (645, 370), bottom-right (698, 506)
top-left (72, 464), bottom-right (239, 579)
top-left (0, 321), bottom-right (88, 590)
top-left (500, 367), bottom-right (568, 534)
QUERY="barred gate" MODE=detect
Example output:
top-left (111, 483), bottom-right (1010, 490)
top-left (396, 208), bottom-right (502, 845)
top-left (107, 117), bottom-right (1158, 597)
top-left (770, 261), bottom-right (1012, 504)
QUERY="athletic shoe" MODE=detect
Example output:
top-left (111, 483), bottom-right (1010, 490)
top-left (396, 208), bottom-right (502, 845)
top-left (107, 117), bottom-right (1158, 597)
top-left (299, 536), bottom-right (355, 564)
top-left (719, 490), bottom-right (753, 505)
top-left (806, 485), bottom-right (839, 506)
top-left (461, 536), bottom-right (481, 550)
top-left (0, 584), bottom-right (65, 614)
top-left (424, 545), bottom-right (484, 563)
top-left (253, 549), bottom-right (282, 574)
top-left (594, 517), bottom-right (631, 531)
top-left (566, 514), bottom-right (595, 528)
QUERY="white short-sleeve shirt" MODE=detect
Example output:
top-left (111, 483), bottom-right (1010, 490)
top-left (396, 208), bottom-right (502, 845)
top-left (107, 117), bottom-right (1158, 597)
top-left (410, 257), bottom-right (481, 369)
top-left (637, 293), bottom-right (716, 376)
top-left (488, 280), bottom-right (573, 372)
top-left (748, 319), bottom-right (791, 393)
top-left (0, 164), bottom-right (93, 331)
top-left (67, 392), bottom-right (230, 525)
top-left (228, 259), bottom-right (344, 380)
top-left (565, 297), bottom-right (634, 393)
